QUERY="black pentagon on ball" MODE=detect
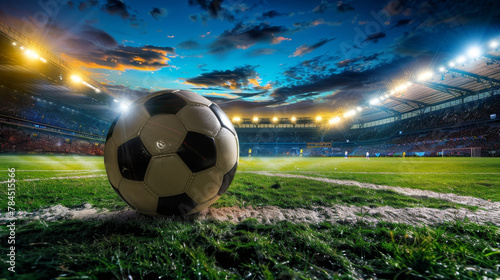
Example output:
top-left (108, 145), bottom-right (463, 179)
top-left (117, 137), bottom-right (152, 181)
top-left (157, 193), bottom-right (198, 216)
top-left (144, 93), bottom-right (187, 116)
top-left (218, 162), bottom-right (237, 195)
top-left (106, 114), bottom-right (120, 141)
top-left (176, 131), bottom-right (216, 173)
top-left (209, 103), bottom-right (236, 136)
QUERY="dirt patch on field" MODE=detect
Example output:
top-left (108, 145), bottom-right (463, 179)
top-left (2, 204), bottom-right (498, 226)
top-left (249, 172), bottom-right (500, 211)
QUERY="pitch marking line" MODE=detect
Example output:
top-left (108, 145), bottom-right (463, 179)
top-left (0, 174), bottom-right (107, 184)
top-left (0, 170), bottom-right (106, 172)
top-left (247, 172), bottom-right (500, 211)
top-left (239, 171), bottom-right (500, 175)
top-left (1, 204), bottom-right (499, 227)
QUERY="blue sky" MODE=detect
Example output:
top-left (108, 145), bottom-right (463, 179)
top-left (1, 0), bottom-right (500, 117)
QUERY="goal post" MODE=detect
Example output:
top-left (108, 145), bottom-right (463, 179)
top-left (441, 147), bottom-right (481, 157)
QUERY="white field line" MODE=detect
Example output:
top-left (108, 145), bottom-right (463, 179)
top-left (0, 170), bottom-right (106, 172)
top-left (247, 172), bottom-right (500, 211)
top-left (1, 204), bottom-right (498, 226)
top-left (239, 171), bottom-right (500, 175)
top-left (0, 174), bottom-right (107, 184)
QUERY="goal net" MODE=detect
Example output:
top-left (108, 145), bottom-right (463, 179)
top-left (441, 147), bottom-right (481, 157)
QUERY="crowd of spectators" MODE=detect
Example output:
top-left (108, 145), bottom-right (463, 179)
top-left (0, 124), bottom-right (104, 155)
top-left (0, 89), bottom-right (110, 137)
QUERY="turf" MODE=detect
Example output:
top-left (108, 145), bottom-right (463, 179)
top-left (0, 155), bottom-right (499, 279)
top-left (0, 219), bottom-right (498, 279)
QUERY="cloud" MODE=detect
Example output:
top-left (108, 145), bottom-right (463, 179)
top-left (272, 57), bottom-right (414, 104)
top-left (313, 0), bottom-right (332, 13)
top-left (149, 7), bottom-right (168, 20)
top-left (336, 1), bottom-right (355, 13)
top-left (249, 48), bottom-right (277, 56)
top-left (293, 19), bottom-right (343, 31)
top-left (177, 40), bottom-right (200, 49)
top-left (364, 32), bottom-right (386, 43)
top-left (61, 26), bottom-right (176, 71)
top-left (394, 19), bottom-right (412, 27)
top-left (291, 38), bottom-right (334, 57)
top-left (258, 10), bottom-right (286, 20)
top-left (188, 0), bottom-right (235, 22)
top-left (184, 65), bottom-right (270, 91)
top-left (209, 23), bottom-right (288, 54)
top-left (102, 0), bottom-right (130, 19)
top-left (335, 52), bottom-right (382, 68)
top-left (78, 0), bottom-right (98, 11)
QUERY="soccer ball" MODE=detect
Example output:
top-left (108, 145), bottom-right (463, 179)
top-left (104, 90), bottom-right (239, 216)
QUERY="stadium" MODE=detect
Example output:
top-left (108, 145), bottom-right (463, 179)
top-left (0, 1), bottom-right (499, 279)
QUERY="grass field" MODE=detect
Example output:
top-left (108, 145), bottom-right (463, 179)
top-left (0, 155), bottom-right (499, 279)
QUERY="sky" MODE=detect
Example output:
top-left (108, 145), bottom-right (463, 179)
top-left (1, 0), bottom-right (500, 118)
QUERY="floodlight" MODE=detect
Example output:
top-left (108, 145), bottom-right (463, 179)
top-left (417, 71), bottom-right (433, 81)
top-left (384, 94), bottom-right (389, 98)
top-left (369, 98), bottom-right (380, 105)
top-left (456, 56), bottom-right (466, 64)
top-left (356, 106), bottom-right (362, 112)
top-left (119, 101), bottom-right (130, 112)
top-left (390, 90), bottom-right (395, 94)
top-left (407, 82), bottom-right (412, 86)
top-left (329, 117), bottom-right (341, 124)
top-left (71, 75), bottom-right (82, 83)
top-left (12, 42), bottom-right (16, 46)
top-left (467, 46), bottom-right (481, 58)
top-left (20, 46), bottom-right (24, 50)
top-left (232, 116), bottom-right (241, 122)
top-left (272, 117), bottom-right (278, 122)
top-left (439, 66), bottom-right (445, 72)
top-left (252, 116), bottom-right (259, 122)
top-left (24, 49), bottom-right (39, 59)
top-left (448, 62), bottom-right (455, 67)
top-left (315, 116), bottom-right (322, 121)
top-left (490, 40), bottom-right (498, 49)
top-left (291, 116), bottom-right (296, 122)
top-left (344, 110), bottom-right (356, 117)
top-left (95, 88), bottom-right (101, 93)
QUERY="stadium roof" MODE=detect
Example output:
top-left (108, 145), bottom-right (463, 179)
top-left (356, 47), bottom-right (500, 124)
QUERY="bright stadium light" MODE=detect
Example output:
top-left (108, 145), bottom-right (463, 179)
top-left (291, 116), bottom-right (296, 122)
top-left (356, 106), bottom-right (362, 112)
top-left (407, 81), bottom-right (412, 86)
top-left (439, 66), bottom-right (445, 72)
top-left (71, 75), bottom-right (82, 83)
top-left (315, 116), bottom-right (322, 122)
top-left (329, 117), bottom-right (341, 124)
top-left (456, 55), bottom-right (466, 64)
top-left (272, 117), bottom-right (278, 122)
top-left (12, 42), bottom-right (16, 46)
top-left (24, 49), bottom-right (39, 59)
top-left (467, 46), bottom-right (481, 58)
top-left (344, 110), bottom-right (356, 117)
top-left (390, 90), bottom-right (395, 94)
top-left (369, 98), bottom-right (380, 106)
top-left (417, 71), bottom-right (433, 81)
top-left (448, 62), bottom-right (455, 67)
top-left (252, 116), bottom-right (259, 122)
top-left (119, 100), bottom-right (131, 112)
top-left (232, 116), bottom-right (241, 122)
top-left (490, 40), bottom-right (498, 49)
